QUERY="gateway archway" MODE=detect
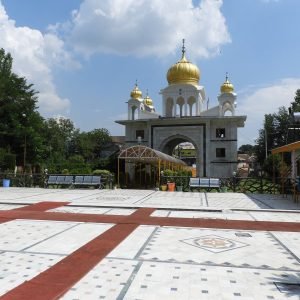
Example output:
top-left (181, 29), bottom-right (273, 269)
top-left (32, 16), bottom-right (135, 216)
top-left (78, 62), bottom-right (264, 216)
top-left (159, 134), bottom-right (200, 173)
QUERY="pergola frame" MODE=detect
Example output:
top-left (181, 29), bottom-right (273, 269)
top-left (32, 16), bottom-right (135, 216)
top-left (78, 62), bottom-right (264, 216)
top-left (271, 141), bottom-right (300, 180)
top-left (117, 145), bottom-right (187, 187)
top-left (271, 141), bottom-right (300, 155)
top-left (271, 141), bottom-right (300, 195)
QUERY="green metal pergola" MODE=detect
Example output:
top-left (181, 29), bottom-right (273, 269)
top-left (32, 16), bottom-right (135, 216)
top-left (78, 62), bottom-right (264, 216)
top-left (117, 145), bottom-right (187, 187)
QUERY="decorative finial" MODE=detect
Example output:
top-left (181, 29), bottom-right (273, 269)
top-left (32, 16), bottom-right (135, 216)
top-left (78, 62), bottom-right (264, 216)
top-left (182, 39), bottom-right (186, 57)
top-left (135, 79), bottom-right (138, 87)
top-left (225, 72), bottom-right (228, 81)
top-left (146, 89), bottom-right (149, 96)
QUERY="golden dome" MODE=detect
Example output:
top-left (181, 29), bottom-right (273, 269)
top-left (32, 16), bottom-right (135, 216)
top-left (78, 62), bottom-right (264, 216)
top-left (130, 82), bottom-right (142, 99)
top-left (220, 74), bottom-right (234, 93)
top-left (144, 95), bottom-right (153, 106)
top-left (167, 40), bottom-right (200, 85)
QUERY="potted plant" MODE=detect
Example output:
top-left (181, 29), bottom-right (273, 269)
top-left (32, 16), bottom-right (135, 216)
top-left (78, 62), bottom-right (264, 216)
top-left (160, 171), bottom-right (168, 191)
top-left (160, 184), bottom-right (168, 191)
top-left (175, 176), bottom-right (183, 191)
top-left (175, 170), bottom-right (190, 192)
top-left (163, 169), bottom-right (176, 192)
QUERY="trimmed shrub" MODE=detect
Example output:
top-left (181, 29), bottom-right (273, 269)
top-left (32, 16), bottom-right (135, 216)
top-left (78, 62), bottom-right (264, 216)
top-left (92, 169), bottom-right (112, 176)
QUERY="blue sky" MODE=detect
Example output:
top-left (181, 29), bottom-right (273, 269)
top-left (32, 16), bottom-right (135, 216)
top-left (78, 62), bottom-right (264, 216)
top-left (1, 0), bottom-right (300, 146)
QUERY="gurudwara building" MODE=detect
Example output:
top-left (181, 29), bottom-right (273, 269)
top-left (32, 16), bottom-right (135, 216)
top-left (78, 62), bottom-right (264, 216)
top-left (116, 42), bottom-right (246, 184)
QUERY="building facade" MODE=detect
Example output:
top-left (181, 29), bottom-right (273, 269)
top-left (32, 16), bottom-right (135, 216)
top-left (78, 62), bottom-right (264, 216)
top-left (116, 43), bottom-right (246, 178)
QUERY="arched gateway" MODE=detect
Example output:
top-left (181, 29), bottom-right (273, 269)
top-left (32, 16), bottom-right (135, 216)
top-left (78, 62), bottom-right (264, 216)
top-left (158, 134), bottom-right (201, 175)
top-left (116, 41), bottom-right (246, 186)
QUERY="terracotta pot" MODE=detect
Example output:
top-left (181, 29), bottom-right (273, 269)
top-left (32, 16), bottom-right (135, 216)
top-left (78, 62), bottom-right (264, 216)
top-left (167, 182), bottom-right (175, 192)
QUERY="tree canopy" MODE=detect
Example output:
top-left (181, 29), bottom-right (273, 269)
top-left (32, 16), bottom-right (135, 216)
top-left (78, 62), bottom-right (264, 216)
top-left (254, 89), bottom-right (300, 175)
top-left (0, 48), bottom-right (113, 173)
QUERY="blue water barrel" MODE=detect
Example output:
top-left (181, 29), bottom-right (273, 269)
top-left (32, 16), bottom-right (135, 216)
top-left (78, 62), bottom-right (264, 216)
top-left (2, 179), bottom-right (10, 188)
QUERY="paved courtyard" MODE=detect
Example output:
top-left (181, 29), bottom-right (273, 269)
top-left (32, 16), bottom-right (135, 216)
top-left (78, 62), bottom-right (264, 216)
top-left (0, 188), bottom-right (299, 299)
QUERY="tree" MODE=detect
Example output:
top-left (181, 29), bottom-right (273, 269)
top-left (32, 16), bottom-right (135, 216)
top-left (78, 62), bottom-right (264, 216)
top-left (254, 107), bottom-right (291, 175)
top-left (0, 48), bottom-right (114, 174)
top-left (255, 89), bottom-right (300, 175)
top-left (70, 128), bottom-right (112, 164)
top-left (238, 144), bottom-right (254, 155)
top-left (0, 48), bottom-right (45, 169)
top-left (291, 89), bottom-right (300, 112)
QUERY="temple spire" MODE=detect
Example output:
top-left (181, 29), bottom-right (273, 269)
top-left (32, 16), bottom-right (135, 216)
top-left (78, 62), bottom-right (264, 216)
top-left (182, 38), bottom-right (186, 58)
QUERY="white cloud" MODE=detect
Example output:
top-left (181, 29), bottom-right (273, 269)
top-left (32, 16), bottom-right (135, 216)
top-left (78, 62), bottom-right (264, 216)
top-left (237, 78), bottom-right (300, 145)
top-left (0, 2), bottom-right (78, 115)
top-left (64, 0), bottom-right (230, 58)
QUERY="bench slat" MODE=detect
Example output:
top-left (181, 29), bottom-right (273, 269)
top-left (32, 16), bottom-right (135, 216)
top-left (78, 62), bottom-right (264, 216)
top-left (189, 177), bottom-right (220, 190)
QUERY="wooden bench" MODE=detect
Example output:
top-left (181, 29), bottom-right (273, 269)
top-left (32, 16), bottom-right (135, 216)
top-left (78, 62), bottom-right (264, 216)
top-left (46, 175), bottom-right (73, 188)
top-left (73, 175), bottom-right (102, 189)
top-left (189, 177), bottom-right (220, 191)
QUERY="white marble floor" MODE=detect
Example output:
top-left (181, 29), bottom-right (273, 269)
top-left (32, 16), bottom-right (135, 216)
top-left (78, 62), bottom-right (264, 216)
top-left (0, 187), bottom-right (299, 299)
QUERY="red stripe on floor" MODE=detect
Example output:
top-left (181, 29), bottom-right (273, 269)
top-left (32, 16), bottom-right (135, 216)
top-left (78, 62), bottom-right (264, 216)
top-left (0, 202), bottom-right (69, 224)
top-left (0, 208), bottom-right (155, 300)
top-left (0, 207), bottom-right (299, 232)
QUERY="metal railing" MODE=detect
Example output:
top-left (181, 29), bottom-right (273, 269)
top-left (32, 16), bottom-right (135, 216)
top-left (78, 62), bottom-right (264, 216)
top-left (0, 173), bottom-right (115, 189)
top-left (0, 173), bottom-right (295, 194)
top-left (160, 175), bottom-right (291, 194)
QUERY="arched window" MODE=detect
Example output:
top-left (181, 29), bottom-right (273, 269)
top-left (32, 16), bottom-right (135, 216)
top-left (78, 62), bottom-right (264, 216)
top-left (222, 102), bottom-right (233, 116)
top-left (188, 97), bottom-right (196, 116)
top-left (224, 109), bottom-right (233, 116)
top-left (131, 106), bottom-right (138, 120)
top-left (176, 97), bottom-right (184, 117)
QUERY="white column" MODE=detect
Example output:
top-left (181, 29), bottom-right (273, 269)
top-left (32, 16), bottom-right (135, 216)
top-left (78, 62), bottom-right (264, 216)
top-left (184, 98), bottom-right (187, 116)
top-left (196, 101), bottom-right (199, 116)
top-left (173, 99), bottom-right (176, 117)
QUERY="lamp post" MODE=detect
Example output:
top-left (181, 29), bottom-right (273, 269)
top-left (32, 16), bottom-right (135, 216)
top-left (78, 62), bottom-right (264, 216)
top-left (264, 128), bottom-right (267, 159)
top-left (22, 113), bottom-right (27, 172)
top-left (232, 171), bottom-right (237, 192)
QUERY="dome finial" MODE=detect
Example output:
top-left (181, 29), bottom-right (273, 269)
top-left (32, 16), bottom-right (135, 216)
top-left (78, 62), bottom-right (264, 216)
top-left (130, 80), bottom-right (143, 99)
top-left (166, 40), bottom-right (200, 85)
top-left (182, 38), bottom-right (186, 58)
top-left (144, 89), bottom-right (153, 106)
top-left (220, 73), bottom-right (234, 93)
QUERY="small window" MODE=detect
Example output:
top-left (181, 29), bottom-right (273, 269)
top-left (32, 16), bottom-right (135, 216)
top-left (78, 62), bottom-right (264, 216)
top-left (136, 130), bottom-right (144, 139)
top-left (216, 148), bottom-right (226, 158)
top-left (216, 128), bottom-right (225, 138)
